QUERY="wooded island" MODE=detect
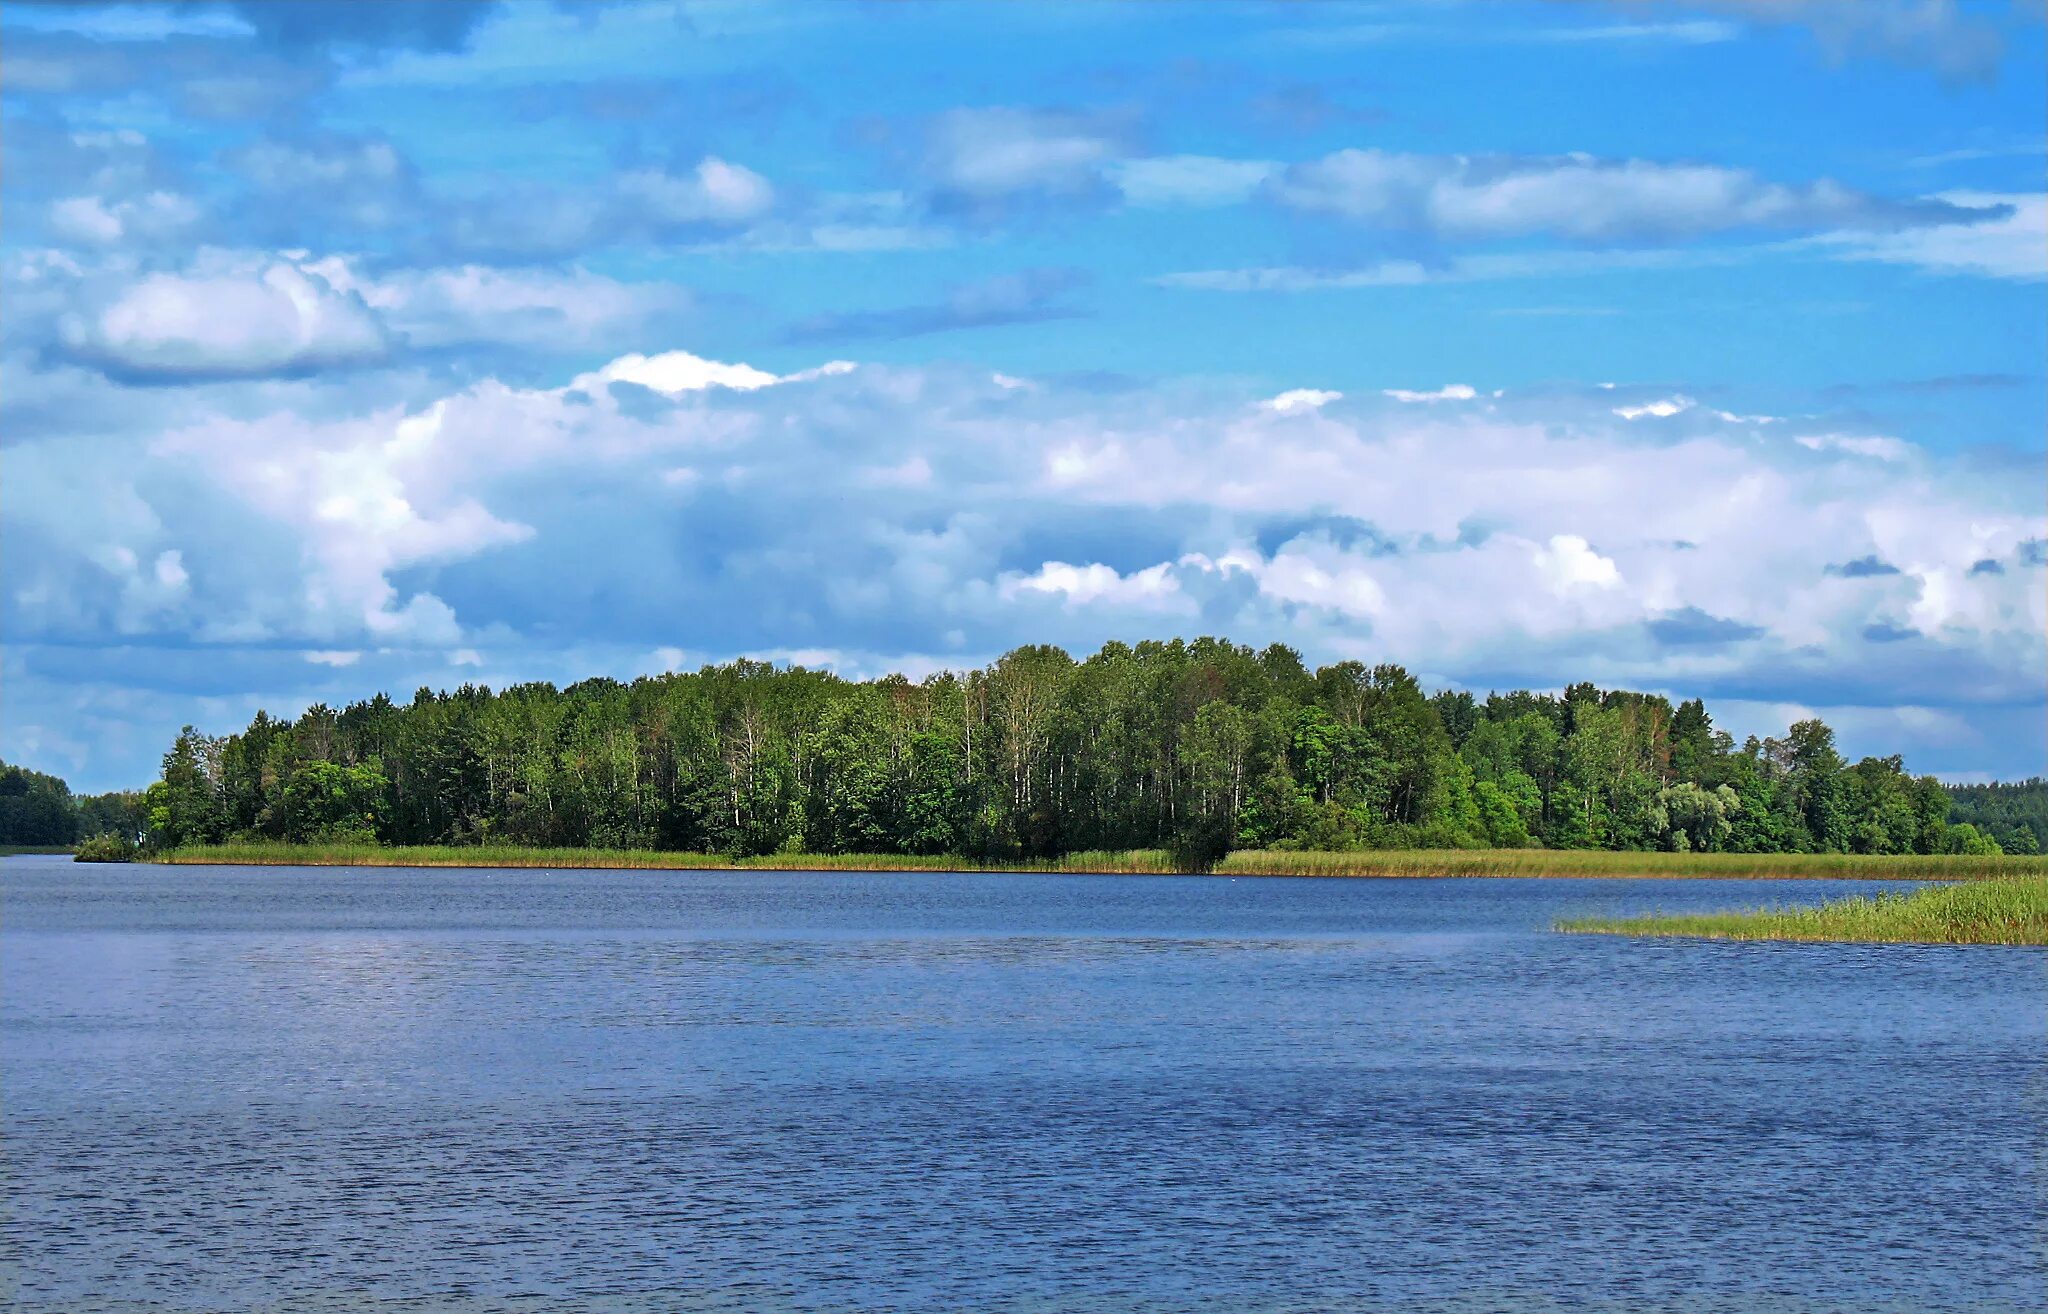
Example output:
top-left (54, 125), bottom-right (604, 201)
top-left (15, 637), bottom-right (2035, 865)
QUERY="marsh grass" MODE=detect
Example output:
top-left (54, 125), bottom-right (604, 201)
top-left (152, 842), bottom-right (2047, 881)
top-left (1212, 849), bottom-right (2044, 880)
top-left (1557, 875), bottom-right (2048, 945)
top-left (156, 842), bottom-right (1183, 874)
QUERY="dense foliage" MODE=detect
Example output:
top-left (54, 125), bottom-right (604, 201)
top-left (72, 833), bottom-right (140, 863)
top-left (127, 639), bottom-right (2018, 860)
top-left (1943, 778), bottom-right (2046, 854)
top-left (0, 761), bottom-right (145, 847)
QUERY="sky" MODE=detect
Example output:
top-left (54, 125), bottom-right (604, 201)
top-left (1, 0), bottom-right (2044, 793)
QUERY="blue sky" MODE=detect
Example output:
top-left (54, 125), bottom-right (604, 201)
top-left (2, 0), bottom-right (2044, 791)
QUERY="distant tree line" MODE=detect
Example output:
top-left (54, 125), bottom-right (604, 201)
top-left (116, 638), bottom-right (2028, 860)
top-left (1944, 779), bottom-right (2047, 855)
top-left (0, 762), bottom-right (146, 847)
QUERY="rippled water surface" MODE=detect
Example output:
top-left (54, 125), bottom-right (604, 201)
top-left (4, 857), bottom-right (2042, 1313)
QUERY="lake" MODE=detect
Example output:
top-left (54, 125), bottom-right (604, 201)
top-left (3, 856), bottom-right (2041, 1313)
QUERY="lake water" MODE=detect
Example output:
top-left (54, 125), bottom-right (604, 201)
top-left (3, 856), bottom-right (2042, 1313)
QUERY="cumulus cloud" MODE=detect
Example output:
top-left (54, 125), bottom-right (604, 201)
top-left (1534, 534), bottom-right (1624, 591)
top-left (59, 260), bottom-right (390, 381)
top-left (1267, 148), bottom-right (2005, 242)
top-left (10, 349), bottom-right (2038, 691)
top-left (6, 347), bottom-right (2043, 786)
top-left (1000, 561), bottom-right (1186, 611)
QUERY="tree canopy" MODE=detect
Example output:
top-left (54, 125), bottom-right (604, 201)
top-left (107, 638), bottom-right (2029, 860)
top-left (0, 762), bottom-right (145, 847)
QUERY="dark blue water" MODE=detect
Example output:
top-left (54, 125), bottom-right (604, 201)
top-left (4, 857), bottom-right (2042, 1313)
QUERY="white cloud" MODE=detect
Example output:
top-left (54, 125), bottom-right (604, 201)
top-left (615, 157), bottom-right (775, 227)
top-left (1111, 155), bottom-right (1278, 208)
top-left (1796, 433), bottom-right (1916, 462)
top-left (1808, 192), bottom-right (2047, 280)
top-left (1268, 148), bottom-right (1998, 242)
top-left (1613, 395), bottom-right (1696, 419)
top-left (1385, 384), bottom-right (1478, 403)
top-left (61, 259), bottom-right (389, 380)
top-left (583, 349), bottom-right (784, 394)
top-left (49, 191), bottom-right (201, 246)
top-left (920, 108), bottom-right (1124, 206)
top-left (1000, 561), bottom-right (1186, 611)
top-left (5, 350), bottom-right (2042, 789)
top-left (1263, 388), bottom-right (1344, 413)
top-left (305, 256), bottom-right (693, 350)
top-left (1535, 534), bottom-right (1624, 591)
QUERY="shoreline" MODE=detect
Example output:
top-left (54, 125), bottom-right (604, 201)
top-left (135, 844), bottom-right (2048, 881)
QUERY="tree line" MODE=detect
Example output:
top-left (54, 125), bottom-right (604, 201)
top-left (0, 762), bottom-right (145, 847)
top-left (1943, 779), bottom-right (2048, 855)
top-left (116, 638), bottom-right (2028, 860)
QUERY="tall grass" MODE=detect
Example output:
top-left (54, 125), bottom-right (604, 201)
top-left (1557, 875), bottom-right (2048, 945)
top-left (150, 841), bottom-right (2048, 880)
top-left (1213, 849), bottom-right (2043, 881)
top-left (155, 842), bottom-right (1182, 874)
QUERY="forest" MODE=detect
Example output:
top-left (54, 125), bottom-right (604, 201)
top-left (0, 762), bottom-right (143, 848)
top-left (94, 637), bottom-right (2032, 861)
top-left (1942, 779), bottom-right (2048, 855)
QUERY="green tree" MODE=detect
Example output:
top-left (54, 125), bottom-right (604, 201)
top-left (280, 759), bottom-right (389, 842)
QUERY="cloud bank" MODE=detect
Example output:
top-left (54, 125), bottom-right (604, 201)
top-left (8, 344), bottom-right (2039, 789)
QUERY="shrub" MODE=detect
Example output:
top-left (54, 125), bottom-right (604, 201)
top-left (73, 833), bottom-right (139, 863)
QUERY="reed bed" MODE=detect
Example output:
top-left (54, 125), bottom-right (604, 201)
top-left (1213, 849), bottom-right (2043, 880)
top-left (150, 842), bottom-right (2046, 880)
top-left (155, 842), bottom-right (1181, 874)
top-left (1557, 875), bottom-right (2048, 945)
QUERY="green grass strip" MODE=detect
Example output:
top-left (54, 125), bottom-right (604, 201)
top-left (146, 842), bottom-right (2048, 881)
top-left (153, 843), bottom-right (1182, 874)
top-left (1557, 875), bottom-right (2048, 945)
top-left (1213, 849), bottom-right (2044, 880)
